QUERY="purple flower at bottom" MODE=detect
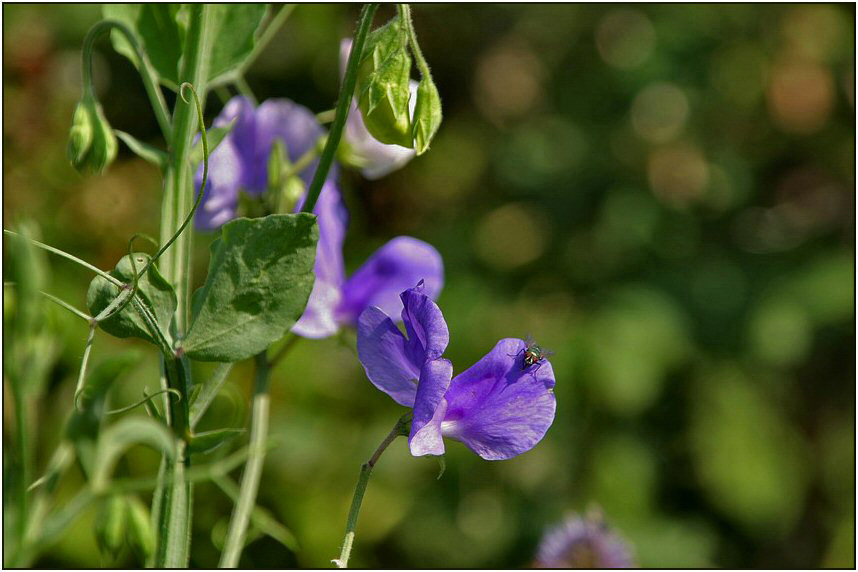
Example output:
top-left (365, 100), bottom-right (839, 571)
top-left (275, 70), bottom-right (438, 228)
top-left (357, 283), bottom-right (556, 460)
top-left (535, 512), bottom-right (634, 569)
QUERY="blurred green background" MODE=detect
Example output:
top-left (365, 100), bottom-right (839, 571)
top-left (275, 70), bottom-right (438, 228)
top-left (3, 3), bottom-right (855, 568)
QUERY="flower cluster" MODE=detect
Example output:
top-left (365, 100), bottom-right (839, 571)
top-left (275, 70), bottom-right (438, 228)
top-left (357, 282), bottom-right (556, 460)
top-left (194, 95), bottom-right (440, 338)
top-left (534, 511), bottom-right (634, 568)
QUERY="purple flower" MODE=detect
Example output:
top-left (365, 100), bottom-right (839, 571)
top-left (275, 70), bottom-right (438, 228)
top-left (294, 235), bottom-right (444, 339)
top-left (340, 39), bottom-right (418, 180)
top-left (357, 283), bottom-right (556, 460)
top-left (194, 97), bottom-right (444, 340)
top-left (535, 512), bottom-right (634, 568)
top-left (194, 96), bottom-right (327, 230)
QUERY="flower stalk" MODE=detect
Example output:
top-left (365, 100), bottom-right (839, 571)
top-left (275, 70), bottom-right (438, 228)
top-left (333, 413), bottom-right (411, 569)
top-left (301, 3), bottom-right (378, 214)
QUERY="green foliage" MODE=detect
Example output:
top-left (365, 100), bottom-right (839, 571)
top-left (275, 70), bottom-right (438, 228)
top-left (114, 130), bottom-right (168, 170)
top-left (183, 214), bottom-right (318, 362)
top-left (86, 254), bottom-right (177, 346)
top-left (188, 428), bottom-right (245, 456)
top-left (205, 4), bottom-right (268, 85)
top-left (92, 417), bottom-right (175, 492)
top-left (103, 4), bottom-right (267, 89)
top-left (412, 77), bottom-right (442, 155)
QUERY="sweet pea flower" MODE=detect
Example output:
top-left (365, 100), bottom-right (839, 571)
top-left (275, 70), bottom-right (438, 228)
top-left (194, 97), bottom-right (443, 339)
top-left (357, 283), bottom-right (556, 460)
top-left (340, 39), bottom-right (418, 180)
top-left (534, 512), bottom-right (634, 568)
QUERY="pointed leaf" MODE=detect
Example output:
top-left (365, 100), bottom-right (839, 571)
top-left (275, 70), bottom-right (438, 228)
top-left (205, 4), bottom-right (268, 85)
top-left (412, 76), bottom-right (442, 155)
top-left (115, 130), bottom-right (168, 170)
top-left (188, 428), bottom-right (245, 456)
top-left (183, 214), bottom-right (318, 362)
top-left (92, 417), bottom-right (175, 491)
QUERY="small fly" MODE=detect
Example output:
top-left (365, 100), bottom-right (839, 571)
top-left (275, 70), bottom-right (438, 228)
top-left (512, 335), bottom-right (554, 373)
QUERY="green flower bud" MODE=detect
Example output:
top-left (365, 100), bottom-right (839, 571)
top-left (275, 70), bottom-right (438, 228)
top-left (68, 95), bottom-right (118, 175)
top-left (412, 76), bottom-right (442, 155)
top-left (125, 496), bottom-right (155, 561)
top-left (94, 494), bottom-right (129, 558)
top-left (356, 17), bottom-right (414, 148)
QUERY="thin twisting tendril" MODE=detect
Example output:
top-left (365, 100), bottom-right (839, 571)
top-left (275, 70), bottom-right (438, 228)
top-left (132, 82), bottom-right (209, 284)
top-left (106, 388), bottom-right (182, 416)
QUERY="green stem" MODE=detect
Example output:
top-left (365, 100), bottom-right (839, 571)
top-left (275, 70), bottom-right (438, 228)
top-left (398, 4), bottom-right (432, 79)
top-left (159, 5), bottom-right (209, 335)
top-left (333, 414), bottom-right (410, 569)
top-left (153, 5), bottom-right (209, 567)
top-left (82, 20), bottom-right (172, 141)
top-left (301, 3), bottom-right (378, 214)
top-left (219, 352), bottom-right (271, 568)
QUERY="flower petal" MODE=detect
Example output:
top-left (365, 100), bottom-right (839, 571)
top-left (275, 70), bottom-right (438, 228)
top-left (338, 236), bottom-right (444, 327)
top-left (292, 181), bottom-right (348, 338)
top-left (409, 358), bottom-right (453, 457)
top-left (254, 99), bottom-right (325, 190)
top-left (400, 281), bottom-right (448, 363)
top-left (193, 139), bottom-right (244, 231)
top-left (441, 338), bottom-right (556, 460)
top-left (356, 306), bottom-right (420, 407)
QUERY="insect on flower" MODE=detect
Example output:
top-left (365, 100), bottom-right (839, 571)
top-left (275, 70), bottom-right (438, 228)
top-left (512, 335), bottom-right (554, 373)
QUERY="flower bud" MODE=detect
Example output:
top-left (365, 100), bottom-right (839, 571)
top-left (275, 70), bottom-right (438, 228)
top-left (355, 17), bottom-right (414, 148)
top-left (68, 95), bottom-right (118, 175)
top-left (94, 494), bottom-right (129, 558)
top-left (125, 496), bottom-right (155, 561)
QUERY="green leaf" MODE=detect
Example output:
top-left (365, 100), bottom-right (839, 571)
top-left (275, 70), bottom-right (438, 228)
top-left (102, 5), bottom-right (266, 89)
top-left (68, 351), bottom-right (143, 479)
top-left (92, 417), bottom-right (175, 491)
top-left (412, 76), bottom-right (442, 155)
top-left (86, 253), bottom-right (177, 345)
top-left (188, 428), bottom-right (245, 456)
top-left (115, 129), bottom-right (168, 170)
top-left (103, 5), bottom-right (186, 89)
top-left (205, 4), bottom-right (268, 86)
top-left (189, 363), bottom-right (233, 429)
top-left (189, 118), bottom-right (236, 166)
top-left (183, 214), bottom-right (318, 362)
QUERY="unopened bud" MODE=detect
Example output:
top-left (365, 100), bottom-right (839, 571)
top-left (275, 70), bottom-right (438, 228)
top-left (94, 494), bottom-right (129, 558)
top-left (68, 95), bottom-right (117, 175)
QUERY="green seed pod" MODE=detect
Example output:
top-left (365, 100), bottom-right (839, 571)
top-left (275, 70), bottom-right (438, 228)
top-left (125, 496), bottom-right (155, 561)
top-left (94, 494), bottom-right (129, 558)
top-left (68, 95), bottom-right (118, 175)
top-left (356, 17), bottom-right (414, 148)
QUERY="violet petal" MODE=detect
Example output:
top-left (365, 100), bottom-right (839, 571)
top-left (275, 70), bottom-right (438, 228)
top-left (337, 236), bottom-right (443, 326)
top-left (356, 306), bottom-right (420, 407)
top-left (408, 358), bottom-right (453, 457)
top-left (441, 338), bottom-right (556, 460)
